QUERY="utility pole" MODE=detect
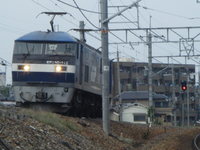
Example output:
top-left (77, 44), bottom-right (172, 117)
top-left (116, 48), bottom-right (122, 121)
top-left (101, 0), bottom-right (110, 135)
top-left (100, 0), bottom-right (142, 135)
top-left (136, 3), bottom-right (140, 28)
top-left (147, 30), bottom-right (153, 122)
top-left (187, 69), bottom-right (190, 127)
top-left (171, 63), bottom-right (176, 126)
top-left (181, 91), bottom-right (185, 126)
top-left (79, 21), bottom-right (86, 42)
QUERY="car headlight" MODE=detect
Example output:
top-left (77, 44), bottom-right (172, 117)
top-left (55, 65), bottom-right (67, 72)
top-left (18, 65), bottom-right (30, 71)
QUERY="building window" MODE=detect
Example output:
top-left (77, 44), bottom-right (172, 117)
top-left (153, 80), bottom-right (158, 86)
top-left (155, 102), bottom-right (162, 107)
top-left (163, 102), bottom-right (169, 107)
top-left (132, 66), bottom-right (137, 73)
top-left (132, 79), bottom-right (137, 89)
top-left (155, 102), bottom-right (169, 108)
top-left (133, 114), bottom-right (146, 122)
top-left (191, 103), bottom-right (195, 110)
top-left (121, 66), bottom-right (131, 73)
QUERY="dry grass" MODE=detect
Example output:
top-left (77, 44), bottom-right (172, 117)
top-left (19, 108), bottom-right (79, 132)
top-left (16, 109), bottom-right (200, 150)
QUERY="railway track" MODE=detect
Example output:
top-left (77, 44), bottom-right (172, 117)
top-left (193, 133), bottom-right (200, 150)
top-left (0, 138), bottom-right (11, 150)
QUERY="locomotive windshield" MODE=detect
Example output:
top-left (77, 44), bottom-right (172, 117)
top-left (14, 42), bottom-right (76, 56)
top-left (14, 42), bottom-right (43, 54)
top-left (45, 43), bottom-right (76, 55)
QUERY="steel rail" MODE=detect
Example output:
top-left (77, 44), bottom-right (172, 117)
top-left (0, 139), bottom-right (11, 150)
top-left (193, 133), bottom-right (200, 150)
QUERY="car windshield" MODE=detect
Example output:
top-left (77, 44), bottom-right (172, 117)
top-left (14, 42), bottom-right (77, 56)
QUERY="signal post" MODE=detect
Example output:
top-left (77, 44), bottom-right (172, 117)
top-left (181, 81), bottom-right (187, 126)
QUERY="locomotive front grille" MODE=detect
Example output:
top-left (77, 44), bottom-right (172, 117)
top-left (36, 92), bottom-right (48, 100)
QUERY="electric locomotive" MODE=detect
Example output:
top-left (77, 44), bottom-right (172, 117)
top-left (12, 29), bottom-right (102, 115)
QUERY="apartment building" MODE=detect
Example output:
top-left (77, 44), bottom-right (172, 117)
top-left (112, 61), bottom-right (198, 126)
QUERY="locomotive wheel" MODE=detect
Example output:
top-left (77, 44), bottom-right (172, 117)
top-left (68, 90), bottom-right (102, 118)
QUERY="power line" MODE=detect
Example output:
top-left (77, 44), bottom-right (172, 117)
top-left (31, 0), bottom-right (51, 11)
top-left (138, 9), bottom-right (186, 57)
top-left (141, 5), bottom-right (197, 20)
top-left (119, 0), bottom-right (139, 26)
top-left (57, 0), bottom-right (100, 14)
top-left (48, 0), bottom-right (76, 19)
top-left (31, 0), bottom-right (102, 42)
top-left (109, 31), bottom-right (126, 43)
top-left (32, 0), bottom-right (79, 30)
top-left (108, 0), bottom-right (144, 60)
top-left (49, 0), bottom-right (103, 43)
top-left (72, 0), bottom-right (99, 29)
top-left (121, 14), bottom-right (138, 26)
top-left (53, 0), bottom-right (102, 41)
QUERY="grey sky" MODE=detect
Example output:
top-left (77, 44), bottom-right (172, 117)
top-left (0, 0), bottom-right (200, 83)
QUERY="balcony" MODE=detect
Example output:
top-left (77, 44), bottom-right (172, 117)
top-left (155, 107), bottom-right (173, 115)
top-left (153, 85), bottom-right (166, 92)
top-left (120, 72), bottom-right (130, 79)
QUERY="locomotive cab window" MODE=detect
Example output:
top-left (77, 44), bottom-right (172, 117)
top-left (45, 43), bottom-right (76, 56)
top-left (14, 42), bottom-right (43, 54)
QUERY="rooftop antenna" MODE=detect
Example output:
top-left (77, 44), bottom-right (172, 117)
top-left (41, 12), bottom-right (67, 32)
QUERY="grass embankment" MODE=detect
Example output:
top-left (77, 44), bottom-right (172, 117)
top-left (19, 109), bottom-right (79, 132)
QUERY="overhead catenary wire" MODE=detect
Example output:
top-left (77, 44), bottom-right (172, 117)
top-left (119, 0), bottom-right (139, 27)
top-left (32, 0), bottom-right (51, 11)
top-left (109, 31), bottom-right (126, 43)
top-left (32, 0), bottom-right (78, 28)
top-left (31, 0), bottom-right (102, 43)
top-left (50, 0), bottom-right (126, 50)
top-left (56, 0), bottom-right (144, 61)
top-left (33, 0), bottom-right (197, 64)
top-left (72, 0), bottom-right (99, 29)
top-left (48, 0), bottom-right (76, 19)
top-left (140, 2), bottom-right (200, 58)
top-left (122, 4), bottom-right (200, 65)
top-left (115, 5), bottom-right (200, 64)
top-left (0, 22), bottom-right (28, 34)
top-left (138, 8), bottom-right (187, 60)
top-left (49, 0), bottom-right (101, 36)
top-left (140, 5), bottom-right (199, 20)
top-left (32, 0), bottom-right (116, 54)
top-left (107, 0), bottom-right (145, 61)
top-left (57, 0), bottom-right (100, 14)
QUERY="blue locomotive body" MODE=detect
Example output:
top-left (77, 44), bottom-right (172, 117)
top-left (12, 31), bottom-right (102, 114)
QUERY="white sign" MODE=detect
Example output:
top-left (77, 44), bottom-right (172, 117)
top-left (49, 44), bottom-right (58, 50)
top-left (103, 66), bottom-right (109, 71)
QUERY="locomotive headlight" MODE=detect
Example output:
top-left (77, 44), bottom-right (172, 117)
top-left (55, 65), bottom-right (62, 72)
top-left (55, 65), bottom-right (67, 72)
top-left (23, 65), bottom-right (30, 71)
top-left (18, 65), bottom-right (30, 71)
